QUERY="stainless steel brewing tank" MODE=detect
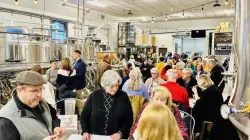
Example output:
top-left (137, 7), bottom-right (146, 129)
top-left (7, 44), bottom-right (26, 60)
top-left (27, 43), bottom-right (50, 63)
top-left (57, 44), bottom-right (83, 60)
top-left (229, 0), bottom-right (250, 138)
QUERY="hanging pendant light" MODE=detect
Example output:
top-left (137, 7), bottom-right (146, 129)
top-left (225, 0), bottom-right (229, 5)
top-left (34, 0), bottom-right (38, 4)
top-left (165, 15), bottom-right (168, 21)
top-left (15, 0), bottom-right (18, 5)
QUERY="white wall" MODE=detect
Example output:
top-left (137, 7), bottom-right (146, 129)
top-left (137, 18), bottom-right (233, 54)
top-left (156, 34), bottom-right (175, 53)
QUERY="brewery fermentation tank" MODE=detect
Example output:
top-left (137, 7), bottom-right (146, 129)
top-left (228, 0), bottom-right (250, 139)
top-left (53, 39), bottom-right (83, 60)
top-left (6, 35), bottom-right (52, 63)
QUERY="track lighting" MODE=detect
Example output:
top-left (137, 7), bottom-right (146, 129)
top-left (151, 17), bottom-right (154, 23)
top-left (225, 0), bottom-right (229, 5)
top-left (165, 15), bottom-right (168, 21)
top-left (15, 0), bottom-right (18, 5)
top-left (213, 1), bottom-right (221, 7)
top-left (34, 0), bottom-right (38, 4)
top-left (183, 10), bottom-right (185, 16)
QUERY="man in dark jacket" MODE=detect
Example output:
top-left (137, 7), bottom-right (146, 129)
top-left (208, 59), bottom-right (225, 92)
top-left (177, 68), bottom-right (198, 98)
top-left (72, 50), bottom-right (88, 116)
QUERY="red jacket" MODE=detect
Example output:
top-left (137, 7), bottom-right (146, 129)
top-left (160, 82), bottom-right (189, 110)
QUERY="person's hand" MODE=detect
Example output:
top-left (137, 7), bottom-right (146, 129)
top-left (110, 133), bottom-right (121, 140)
top-left (54, 127), bottom-right (66, 139)
top-left (82, 133), bottom-right (91, 140)
top-left (192, 86), bottom-right (198, 94)
top-left (192, 86), bottom-right (200, 100)
top-left (42, 134), bottom-right (59, 140)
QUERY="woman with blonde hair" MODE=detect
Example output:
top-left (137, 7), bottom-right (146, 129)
top-left (134, 104), bottom-right (183, 140)
top-left (122, 67), bottom-right (150, 101)
top-left (129, 86), bottom-right (189, 140)
top-left (56, 57), bottom-right (76, 114)
top-left (192, 74), bottom-right (223, 133)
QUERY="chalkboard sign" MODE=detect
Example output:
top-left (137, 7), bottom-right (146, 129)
top-left (214, 32), bottom-right (232, 55)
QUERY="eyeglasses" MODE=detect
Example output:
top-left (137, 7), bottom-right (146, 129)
top-left (182, 73), bottom-right (191, 75)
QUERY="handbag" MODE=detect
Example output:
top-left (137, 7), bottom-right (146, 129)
top-left (58, 70), bottom-right (73, 93)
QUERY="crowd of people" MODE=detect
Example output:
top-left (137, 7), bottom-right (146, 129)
top-left (0, 50), bottom-right (238, 140)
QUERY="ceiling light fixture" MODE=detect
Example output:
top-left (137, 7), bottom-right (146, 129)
top-left (183, 10), bottom-right (185, 16)
top-left (139, 19), bottom-right (142, 25)
top-left (213, 1), bottom-right (221, 7)
top-left (171, 8), bottom-right (173, 13)
top-left (15, 0), bottom-right (18, 5)
top-left (202, 4), bottom-right (204, 10)
top-left (225, 0), bottom-right (229, 5)
top-left (151, 17), bottom-right (154, 23)
top-left (87, 0), bottom-right (107, 8)
top-left (64, 0), bottom-right (67, 2)
top-left (34, 0), bottom-right (38, 4)
top-left (165, 15), bottom-right (168, 21)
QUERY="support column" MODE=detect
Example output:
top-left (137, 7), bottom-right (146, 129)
top-left (77, 0), bottom-right (80, 49)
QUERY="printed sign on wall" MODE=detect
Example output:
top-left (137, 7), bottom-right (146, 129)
top-left (214, 32), bottom-right (233, 55)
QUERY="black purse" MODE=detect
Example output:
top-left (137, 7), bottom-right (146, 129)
top-left (58, 70), bottom-right (73, 93)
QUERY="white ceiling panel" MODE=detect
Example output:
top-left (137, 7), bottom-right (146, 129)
top-left (67, 0), bottom-right (234, 22)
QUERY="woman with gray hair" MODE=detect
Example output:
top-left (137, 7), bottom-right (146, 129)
top-left (145, 68), bottom-right (165, 93)
top-left (81, 70), bottom-right (133, 140)
top-left (122, 67), bottom-right (150, 101)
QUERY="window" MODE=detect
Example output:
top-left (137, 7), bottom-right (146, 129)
top-left (51, 20), bottom-right (67, 43)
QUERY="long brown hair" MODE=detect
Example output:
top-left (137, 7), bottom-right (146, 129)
top-left (31, 65), bottom-right (43, 75)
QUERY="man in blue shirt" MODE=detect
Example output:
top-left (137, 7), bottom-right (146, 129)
top-left (72, 50), bottom-right (88, 116)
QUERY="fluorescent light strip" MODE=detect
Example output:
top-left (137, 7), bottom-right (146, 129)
top-left (87, 0), bottom-right (107, 8)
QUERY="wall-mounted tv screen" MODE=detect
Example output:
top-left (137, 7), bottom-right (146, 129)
top-left (191, 30), bottom-right (206, 38)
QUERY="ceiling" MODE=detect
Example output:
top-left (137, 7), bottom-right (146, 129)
top-left (67, 0), bottom-right (235, 22)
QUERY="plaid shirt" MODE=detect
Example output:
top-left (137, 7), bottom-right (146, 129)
top-left (129, 103), bottom-right (189, 140)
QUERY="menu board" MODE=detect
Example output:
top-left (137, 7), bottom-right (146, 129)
top-left (214, 32), bottom-right (233, 55)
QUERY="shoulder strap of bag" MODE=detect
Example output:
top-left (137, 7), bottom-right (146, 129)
top-left (65, 70), bottom-right (73, 84)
